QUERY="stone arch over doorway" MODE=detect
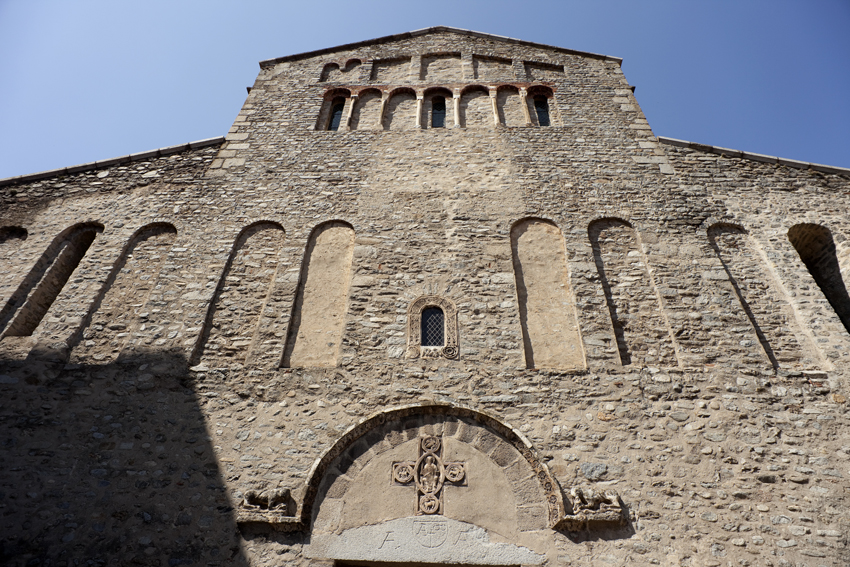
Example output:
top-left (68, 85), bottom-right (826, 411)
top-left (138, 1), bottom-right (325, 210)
top-left (302, 403), bottom-right (565, 534)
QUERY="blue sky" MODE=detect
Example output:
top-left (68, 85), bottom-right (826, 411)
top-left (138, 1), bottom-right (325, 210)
top-left (1, 0), bottom-right (848, 178)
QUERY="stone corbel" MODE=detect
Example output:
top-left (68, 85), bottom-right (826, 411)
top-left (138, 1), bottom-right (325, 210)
top-left (236, 486), bottom-right (301, 532)
top-left (555, 485), bottom-right (627, 531)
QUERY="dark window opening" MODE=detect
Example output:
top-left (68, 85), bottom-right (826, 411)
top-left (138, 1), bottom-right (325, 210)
top-left (421, 307), bottom-right (445, 346)
top-left (328, 98), bottom-right (346, 131)
top-left (431, 96), bottom-right (446, 128)
top-left (533, 96), bottom-right (550, 127)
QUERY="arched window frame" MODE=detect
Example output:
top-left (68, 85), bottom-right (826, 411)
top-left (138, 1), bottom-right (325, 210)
top-left (327, 97), bottom-right (346, 131)
top-left (527, 85), bottom-right (557, 127)
top-left (532, 95), bottom-right (551, 126)
top-left (423, 87), bottom-right (454, 130)
top-left (431, 96), bottom-right (447, 128)
top-left (407, 295), bottom-right (458, 359)
top-left (316, 89), bottom-right (351, 131)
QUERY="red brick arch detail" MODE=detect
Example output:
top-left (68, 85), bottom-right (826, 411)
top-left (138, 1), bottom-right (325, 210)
top-left (527, 85), bottom-right (555, 98)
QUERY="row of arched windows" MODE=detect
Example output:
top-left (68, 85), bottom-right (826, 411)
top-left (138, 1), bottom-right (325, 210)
top-left (1, 217), bottom-right (848, 369)
top-left (317, 85), bottom-right (556, 131)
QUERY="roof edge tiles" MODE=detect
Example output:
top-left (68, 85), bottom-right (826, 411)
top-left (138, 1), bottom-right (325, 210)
top-left (0, 137), bottom-right (225, 188)
top-left (258, 26), bottom-right (623, 68)
top-left (657, 137), bottom-right (850, 176)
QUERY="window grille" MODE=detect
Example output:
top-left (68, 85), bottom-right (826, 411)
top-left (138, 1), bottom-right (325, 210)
top-left (328, 98), bottom-right (345, 131)
top-left (421, 307), bottom-right (445, 346)
top-left (533, 96), bottom-right (550, 127)
top-left (431, 97), bottom-right (446, 128)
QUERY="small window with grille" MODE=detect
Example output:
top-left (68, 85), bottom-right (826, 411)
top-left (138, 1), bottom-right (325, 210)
top-left (431, 96), bottom-right (446, 128)
top-left (533, 96), bottom-right (550, 127)
top-left (421, 307), bottom-right (445, 346)
top-left (407, 296), bottom-right (458, 359)
top-left (328, 97), bottom-right (346, 131)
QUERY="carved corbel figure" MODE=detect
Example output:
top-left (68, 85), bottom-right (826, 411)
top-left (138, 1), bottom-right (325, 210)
top-left (236, 485), bottom-right (301, 532)
top-left (556, 485), bottom-right (627, 531)
top-left (242, 487), bottom-right (291, 512)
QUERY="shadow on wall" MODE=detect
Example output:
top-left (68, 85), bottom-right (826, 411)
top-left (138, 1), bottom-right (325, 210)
top-left (588, 219), bottom-right (632, 365)
top-left (788, 223), bottom-right (850, 335)
top-left (0, 350), bottom-right (249, 566)
top-left (0, 223), bottom-right (102, 339)
top-left (707, 223), bottom-right (780, 369)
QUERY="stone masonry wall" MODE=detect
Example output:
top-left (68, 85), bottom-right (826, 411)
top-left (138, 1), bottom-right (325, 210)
top-left (1, 29), bottom-right (849, 567)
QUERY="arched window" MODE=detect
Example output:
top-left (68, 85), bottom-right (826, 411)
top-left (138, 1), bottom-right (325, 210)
top-left (431, 96), bottom-right (446, 128)
top-left (406, 296), bottom-right (458, 359)
top-left (533, 96), bottom-right (550, 127)
top-left (328, 97), bottom-right (346, 131)
top-left (421, 307), bottom-right (445, 346)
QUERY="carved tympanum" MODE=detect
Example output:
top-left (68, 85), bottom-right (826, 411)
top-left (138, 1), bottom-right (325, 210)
top-left (556, 485), bottom-right (626, 531)
top-left (392, 435), bottom-right (466, 515)
top-left (406, 296), bottom-right (459, 360)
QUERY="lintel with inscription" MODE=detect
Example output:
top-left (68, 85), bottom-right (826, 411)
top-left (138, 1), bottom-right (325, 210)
top-left (307, 516), bottom-right (545, 565)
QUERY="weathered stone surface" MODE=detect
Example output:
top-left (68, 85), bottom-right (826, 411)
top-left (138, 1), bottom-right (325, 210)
top-left (308, 516), bottom-right (546, 565)
top-left (0, 25), bottom-right (849, 567)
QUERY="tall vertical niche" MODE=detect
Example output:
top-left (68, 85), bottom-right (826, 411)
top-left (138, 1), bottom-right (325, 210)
top-left (510, 219), bottom-right (584, 370)
top-left (0, 223), bottom-right (102, 338)
top-left (788, 223), bottom-right (850, 335)
top-left (589, 218), bottom-right (676, 367)
top-left (70, 223), bottom-right (176, 364)
top-left (708, 224), bottom-right (804, 368)
top-left (192, 222), bottom-right (286, 368)
top-left (282, 221), bottom-right (355, 368)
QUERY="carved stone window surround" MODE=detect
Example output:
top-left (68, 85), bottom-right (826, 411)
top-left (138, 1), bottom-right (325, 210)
top-left (406, 295), bottom-right (458, 359)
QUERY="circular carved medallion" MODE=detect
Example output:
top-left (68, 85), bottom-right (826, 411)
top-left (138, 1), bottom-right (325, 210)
top-left (421, 436), bottom-right (440, 453)
top-left (445, 463), bottom-right (465, 483)
top-left (392, 463), bottom-right (414, 484)
top-left (419, 494), bottom-right (440, 514)
top-left (441, 345), bottom-right (458, 359)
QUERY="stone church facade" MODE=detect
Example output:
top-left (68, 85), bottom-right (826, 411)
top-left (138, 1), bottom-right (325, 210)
top-left (1, 26), bottom-right (849, 567)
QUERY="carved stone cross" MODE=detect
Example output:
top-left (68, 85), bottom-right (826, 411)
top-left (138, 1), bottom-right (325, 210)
top-left (392, 436), bottom-right (466, 515)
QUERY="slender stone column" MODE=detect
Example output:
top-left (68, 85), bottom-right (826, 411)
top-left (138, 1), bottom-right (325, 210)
top-left (378, 91), bottom-right (389, 130)
top-left (341, 94), bottom-right (357, 132)
top-left (415, 94), bottom-right (424, 129)
top-left (520, 88), bottom-right (532, 126)
top-left (453, 91), bottom-right (461, 128)
top-left (489, 88), bottom-right (500, 127)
